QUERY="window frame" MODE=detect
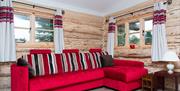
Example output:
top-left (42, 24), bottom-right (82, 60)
top-left (115, 15), bottom-right (153, 49)
top-left (14, 11), bottom-right (54, 46)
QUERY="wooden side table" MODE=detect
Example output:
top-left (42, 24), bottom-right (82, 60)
top-left (142, 73), bottom-right (154, 91)
top-left (154, 70), bottom-right (180, 91)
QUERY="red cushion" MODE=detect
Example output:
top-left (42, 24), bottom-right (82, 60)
top-left (89, 48), bottom-right (102, 53)
top-left (30, 49), bottom-right (51, 54)
top-left (63, 49), bottom-right (79, 53)
top-left (103, 66), bottom-right (148, 82)
top-left (29, 69), bottom-right (104, 91)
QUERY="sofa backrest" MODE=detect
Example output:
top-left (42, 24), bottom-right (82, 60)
top-left (30, 49), bottom-right (51, 54)
top-left (22, 49), bottom-right (109, 77)
top-left (88, 51), bottom-right (108, 69)
top-left (22, 53), bottom-right (63, 76)
top-left (62, 49), bottom-right (83, 72)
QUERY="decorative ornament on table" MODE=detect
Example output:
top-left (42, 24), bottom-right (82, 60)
top-left (162, 50), bottom-right (180, 74)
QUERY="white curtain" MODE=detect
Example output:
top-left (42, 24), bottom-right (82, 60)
top-left (54, 10), bottom-right (64, 53)
top-left (0, 0), bottom-right (16, 62)
top-left (107, 17), bottom-right (116, 57)
top-left (152, 1), bottom-right (168, 61)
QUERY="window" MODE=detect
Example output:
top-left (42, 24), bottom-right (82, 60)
top-left (116, 17), bottom-right (153, 48)
top-left (35, 17), bottom-right (54, 42)
top-left (14, 13), bottom-right (54, 43)
top-left (129, 21), bottom-right (140, 45)
top-left (14, 14), bottom-right (30, 43)
top-left (117, 24), bottom-right (126, 46)
top-left (144, 18), bottom-right (153, 45)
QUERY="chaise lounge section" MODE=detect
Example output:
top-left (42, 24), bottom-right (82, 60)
top-left (11, 49), bottom-right (147, 91)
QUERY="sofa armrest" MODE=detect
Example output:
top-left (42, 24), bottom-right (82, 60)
top-left (113, 59), bottom-right (144, 68)
top-left (11, 64), bottom-right (29, 91)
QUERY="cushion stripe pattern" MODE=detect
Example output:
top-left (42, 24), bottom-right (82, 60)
top-left (88, 51), bottom-right (109, 69)
top-left (61, 53), bottom-right (81, 73)
top-left (79, 52), bottom-right (88, 70)
top-left (22, 54), bottom-right (61, 76)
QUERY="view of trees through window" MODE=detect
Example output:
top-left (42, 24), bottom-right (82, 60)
top-left (117, 17), bottom-right (153, 47)
top-left (117, 24), bottom-right (126, 46)
top-left (129, 21), bottom-right (140, 45)
top-left (14, 13), bottom-right (54, 43)
top-left (144, 18), bottom-right (153, 45)
top-left (35, 17), bottom-right (54, 42)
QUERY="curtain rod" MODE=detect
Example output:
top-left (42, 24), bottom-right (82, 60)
top-left (12, 1), bottom-right (56, 11)
top-left (114, 5), bottom-right (154, 19)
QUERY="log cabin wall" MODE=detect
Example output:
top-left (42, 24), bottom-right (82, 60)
top-left (103, 0), bottom-right (180, 65)
top-left (103, 0), bottom-right (154, 65)
top-left (13, 2), bottom-right (104, 58)
top-left (166, 0), bottom-right (180, 55)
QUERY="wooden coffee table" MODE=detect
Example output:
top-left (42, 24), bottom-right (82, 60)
top-left (154, 70), bottom-right (180, 91)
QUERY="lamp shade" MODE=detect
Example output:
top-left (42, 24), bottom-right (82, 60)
top-left (162, 51), bottom-right (180, 62)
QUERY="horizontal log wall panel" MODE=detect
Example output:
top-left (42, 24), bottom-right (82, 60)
top-left (64, 10), bottom-right (103, 27)
top-left (166, 0), bottom-right (180, 57)
top-left (14, 3), bottom-right (104, 60)
top-left (63, 22), bottom-right (103, 35)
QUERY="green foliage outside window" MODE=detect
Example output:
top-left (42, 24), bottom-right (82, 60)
top-left (35, 17), bottom-right (54, 42)
top-left (145, 31), bottom-right (152, 45)
top-left (117, 24), bottom-right (126, 46)
top-left (129, 35), bottom-right (140, 44)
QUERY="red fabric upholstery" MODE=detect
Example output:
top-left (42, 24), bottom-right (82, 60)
top-left (89, 48), bottom-right (102, 53)
top-left (11, 48), bottom-right (148, 91)
top-left (103, 78), bottom-right (142, 91)
top-left (30, 49), bottom-right (51, 54)
top-left (52, 79), bottom-right (104, 91)
top-left (63, 49), bottom-right (79, 53)
top-left (103, 66), bottom-right (148, 82)
top-left (11, 64), bottom-right (29, 91)
top-left (29, 69), bottom-right (104, 91)
top-left (113, 59), bottom-right (144, 68)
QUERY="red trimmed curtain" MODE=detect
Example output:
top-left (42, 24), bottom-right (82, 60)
top-left (54, 10), bottom-right (64, 53)
top-left (107, 17), bottom-right (116, 57)
top-left (0, 0), bottom-right (16, 62)
top-left (152, 0), bottom-right (168, 61)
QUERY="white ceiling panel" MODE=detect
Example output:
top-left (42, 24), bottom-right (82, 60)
top-left (17, 0), bottom-right (148, 16)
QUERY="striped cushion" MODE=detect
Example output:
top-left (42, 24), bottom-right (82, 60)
top-left (22, 54), bottom-right (63, 76)
top-left (88, 51), bottom-right (109, 69)
top-left (61, 53), bottom-right (81, 72)
top-left (79, 52), bottom-right (89, 70)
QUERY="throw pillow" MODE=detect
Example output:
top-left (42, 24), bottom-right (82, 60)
top-left (17, 58), bottom-right (35, 78)
top-left (100, 55), bottom-right (114, 67)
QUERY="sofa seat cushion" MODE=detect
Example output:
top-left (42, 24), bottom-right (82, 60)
top-left (29, 69), bottom-right (104, 91)
top-left (103, 66), bottom-right (147, 83)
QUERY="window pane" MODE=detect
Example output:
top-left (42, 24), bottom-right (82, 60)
top-left (144, 18), bottom-right (152, 45)
top-left (145, 31), bottom-right (152, 45)
top-left (117, 24), bottom-right (126, 46)
top-left (129, 33), bottom-right (140, 45)
top-left (145, 18), bottom-right (153, 31)
top-left (129, 21), bottom-right (140, 45)
top-left (35, 30), bottom-right (54, 42)
top-left (15, 28), bottom-right (30, 43)
top-left (35, 17), bottom-right (53, 30)
top-left (14, 14), bottom-right (30, 28)
top-left (129, 21), bottom-right (140, 33)
top-left (118, 24), bottom-right (125, 34)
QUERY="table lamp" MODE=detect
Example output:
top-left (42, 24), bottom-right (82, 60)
top-left (162, 50), bottom-right (180, 74)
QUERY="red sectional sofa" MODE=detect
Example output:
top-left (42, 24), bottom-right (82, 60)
top-left (11, 49), bottom-right (147, 91)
